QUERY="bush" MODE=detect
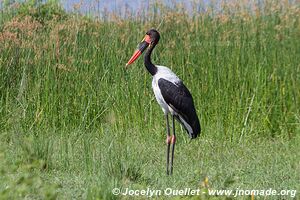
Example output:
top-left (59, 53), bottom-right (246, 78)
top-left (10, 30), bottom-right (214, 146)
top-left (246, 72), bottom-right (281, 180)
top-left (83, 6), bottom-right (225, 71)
top-left (2, 0), bottom-right (67, 24)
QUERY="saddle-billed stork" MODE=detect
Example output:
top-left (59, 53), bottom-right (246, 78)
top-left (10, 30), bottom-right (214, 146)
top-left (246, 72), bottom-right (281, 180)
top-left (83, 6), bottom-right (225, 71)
top-left (126, 29), bottom-right (201, 175)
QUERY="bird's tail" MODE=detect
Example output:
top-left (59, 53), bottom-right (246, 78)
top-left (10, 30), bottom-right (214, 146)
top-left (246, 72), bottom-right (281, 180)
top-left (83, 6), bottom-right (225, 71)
top-left (190, 115), bottom-right (201, 139)
top-left (176, 114), bottom-right (201, 139)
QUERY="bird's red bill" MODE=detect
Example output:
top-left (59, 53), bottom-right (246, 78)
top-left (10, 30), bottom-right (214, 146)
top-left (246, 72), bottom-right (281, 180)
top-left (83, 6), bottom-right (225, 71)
top-left (126, 35), bottom-right (151, 67)
top-left (126, 49), bottom-right (142, 67)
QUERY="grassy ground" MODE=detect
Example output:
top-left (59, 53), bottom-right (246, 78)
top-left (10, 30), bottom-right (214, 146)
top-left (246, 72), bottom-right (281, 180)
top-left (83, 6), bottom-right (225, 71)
top-left (0, 1), bottom-right (299, 199)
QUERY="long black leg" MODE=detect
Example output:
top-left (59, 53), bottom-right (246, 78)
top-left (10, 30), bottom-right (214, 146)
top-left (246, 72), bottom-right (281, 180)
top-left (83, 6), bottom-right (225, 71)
top-left (170, 115), bottom-right (176, 175)
top-left (165, 114), bottom-right (171, 175)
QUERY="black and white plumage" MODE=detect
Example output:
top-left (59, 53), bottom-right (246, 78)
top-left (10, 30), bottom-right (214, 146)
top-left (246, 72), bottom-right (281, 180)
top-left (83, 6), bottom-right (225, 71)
top-left (152, 66), bottom-right (200, 139)
top-left (126, 29), bottom-right (201, 175)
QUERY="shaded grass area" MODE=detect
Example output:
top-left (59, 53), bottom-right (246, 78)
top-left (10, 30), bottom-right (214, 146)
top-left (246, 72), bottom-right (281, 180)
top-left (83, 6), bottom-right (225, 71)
top-left (0, 0), bottom-right (300, 199)
top-left (1, 128), bottom-right (299, 199)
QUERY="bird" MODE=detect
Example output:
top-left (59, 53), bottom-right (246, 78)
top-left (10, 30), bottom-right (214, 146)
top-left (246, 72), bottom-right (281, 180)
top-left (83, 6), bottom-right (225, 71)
top-left (126, 29), bottom-right (201, 175)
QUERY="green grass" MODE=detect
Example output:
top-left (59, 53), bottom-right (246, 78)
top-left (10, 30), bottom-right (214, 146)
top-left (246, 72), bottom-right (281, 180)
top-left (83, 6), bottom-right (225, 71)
top-left (0, 1), bottom-right (300, 199)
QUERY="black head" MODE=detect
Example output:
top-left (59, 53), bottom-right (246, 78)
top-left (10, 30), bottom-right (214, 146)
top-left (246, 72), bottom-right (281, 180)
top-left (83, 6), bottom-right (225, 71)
top-left (126, 29), bottom-right (160, 66)
top-left (146, 29), bottom-right (160, 45)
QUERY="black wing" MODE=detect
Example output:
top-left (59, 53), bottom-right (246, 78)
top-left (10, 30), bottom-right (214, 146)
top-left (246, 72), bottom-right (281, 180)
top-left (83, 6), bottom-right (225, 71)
top-left (158, 78), bottom-right (201, 138)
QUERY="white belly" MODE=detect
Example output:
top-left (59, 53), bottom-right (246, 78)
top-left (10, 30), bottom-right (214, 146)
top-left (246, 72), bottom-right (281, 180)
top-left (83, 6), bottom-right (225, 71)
top-left (151, 66), bottom-right (180, 115)
top-left (152, 78), bottom-right (170, 114)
